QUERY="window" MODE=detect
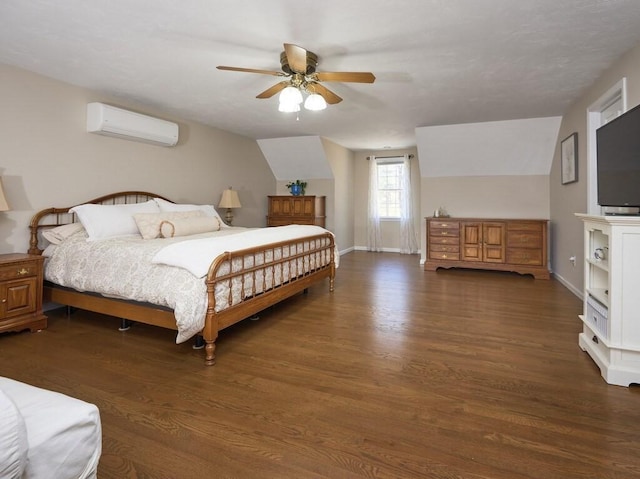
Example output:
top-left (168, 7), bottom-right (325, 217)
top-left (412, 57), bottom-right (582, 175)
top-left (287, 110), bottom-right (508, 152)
top-left (376, 162), bottom-right (403, 218)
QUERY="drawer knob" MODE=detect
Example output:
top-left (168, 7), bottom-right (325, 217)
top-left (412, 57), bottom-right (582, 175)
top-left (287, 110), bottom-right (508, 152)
top-left (592, 335), bottom-right (598, 344)
top-left (17, 268), bottom-right (29, 275)
top-left (1, 298), bottom-right (6, 303)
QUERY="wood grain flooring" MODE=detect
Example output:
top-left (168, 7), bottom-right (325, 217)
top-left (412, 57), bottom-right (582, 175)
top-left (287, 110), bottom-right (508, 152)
top-left (1, 251), bottom-right (639, 479)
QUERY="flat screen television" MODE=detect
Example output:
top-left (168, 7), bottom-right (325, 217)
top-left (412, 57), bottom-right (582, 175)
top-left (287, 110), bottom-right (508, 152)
top-left (596, 102), bottom-right (640, 214)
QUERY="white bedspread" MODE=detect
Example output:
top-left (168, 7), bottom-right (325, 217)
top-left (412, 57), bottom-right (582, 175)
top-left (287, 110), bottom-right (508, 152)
top-left (45, 229), bottom-right (247, 343)
top-left (152, 224), bottom-right (336, 277)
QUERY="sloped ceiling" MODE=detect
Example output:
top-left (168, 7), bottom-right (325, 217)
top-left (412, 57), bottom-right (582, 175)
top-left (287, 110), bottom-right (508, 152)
top-left (416, 117), bottom-right (562, 177)
top-left (257, 136), bottom-right (333, 181)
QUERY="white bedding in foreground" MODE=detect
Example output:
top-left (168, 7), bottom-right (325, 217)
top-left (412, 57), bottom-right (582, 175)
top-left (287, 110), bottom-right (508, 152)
top-left (0, 376), bottom-right (102, 479)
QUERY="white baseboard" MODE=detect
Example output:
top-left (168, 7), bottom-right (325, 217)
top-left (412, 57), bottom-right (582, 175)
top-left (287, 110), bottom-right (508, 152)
top-left (552, 272), bottom-right (583, 299)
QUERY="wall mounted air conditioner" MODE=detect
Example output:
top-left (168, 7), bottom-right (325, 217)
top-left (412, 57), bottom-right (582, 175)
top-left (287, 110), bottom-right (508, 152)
top-left (86, 102), bottom-right (179, 147)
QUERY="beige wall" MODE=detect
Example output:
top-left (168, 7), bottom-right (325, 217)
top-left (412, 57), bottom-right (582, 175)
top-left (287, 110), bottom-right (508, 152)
top-left (550, 43), bottom-right (640, 295)
top-left (353, 148), bottom-right (421, 253)
top-left (420, 175), bottom-right (550, 263)
top-left (0, 63), bottom-right (275, 254)
top-left (273, 139), bottom-right (354, 253)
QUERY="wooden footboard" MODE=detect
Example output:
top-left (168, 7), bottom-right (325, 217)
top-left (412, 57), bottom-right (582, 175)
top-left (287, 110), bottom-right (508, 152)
top-left (201, 232), bottom-right (335, 365)
top-left (29, 191), bottom-right (336, 365)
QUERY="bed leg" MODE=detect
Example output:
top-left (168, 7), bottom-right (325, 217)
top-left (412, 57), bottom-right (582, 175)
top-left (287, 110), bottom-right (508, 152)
top-left (329, 276), bottom-right (335, 292)
top-left (118, 319), bottom-right (132, 331)
top-left (193, 335), bottom-right (204, 350)
top-left (204, 341), bottom-right (216, 366)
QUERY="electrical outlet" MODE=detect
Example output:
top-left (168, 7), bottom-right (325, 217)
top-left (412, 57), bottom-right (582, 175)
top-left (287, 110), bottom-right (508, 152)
top-left (569, 256), bottom-right (576, 266)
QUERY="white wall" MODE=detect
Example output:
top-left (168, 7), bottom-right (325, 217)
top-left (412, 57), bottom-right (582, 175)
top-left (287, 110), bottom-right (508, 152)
top-left (550, 42), bottom-right (640, 295)
top-left (0, 63), bottom-right (275, 254)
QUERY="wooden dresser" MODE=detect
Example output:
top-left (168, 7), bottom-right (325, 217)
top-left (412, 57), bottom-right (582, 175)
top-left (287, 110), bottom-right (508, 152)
top-left (424, 217), bottom-right (549, 279)
top-left (267, 196), bottom-right (326, 227)
top-left (0, 253), bottom-right (47, 334)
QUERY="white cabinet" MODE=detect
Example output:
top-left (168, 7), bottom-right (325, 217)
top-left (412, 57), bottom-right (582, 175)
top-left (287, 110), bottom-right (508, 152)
top-left (576, 214), bottom-right (640, 386)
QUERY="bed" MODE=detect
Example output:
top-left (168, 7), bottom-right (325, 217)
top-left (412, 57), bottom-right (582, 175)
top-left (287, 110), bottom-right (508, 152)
top-left (28, 191), bottom-right (337, 365)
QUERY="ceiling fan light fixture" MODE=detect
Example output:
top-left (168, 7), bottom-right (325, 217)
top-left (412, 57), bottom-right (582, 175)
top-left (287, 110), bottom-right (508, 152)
top-left (279, 86), bottom-right (303, 105)
top-left (304, 93), bottom-right (327, 111)
top-left (278, 101), bottom-right (300, 113)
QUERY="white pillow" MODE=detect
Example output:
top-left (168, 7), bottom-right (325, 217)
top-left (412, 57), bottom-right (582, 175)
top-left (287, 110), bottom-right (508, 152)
top-left (0, 389), bottom-right (29, 479)
top-left (133, 210), bottom-right (206, 240)
top-left (42, 223), bottom-right (86, 245)
top-left (159, 216), bottom-right (222, 238)
top-left (154, 198), bottom-right (227, 227)
top-left (70, 200), bottom-right (160, 240)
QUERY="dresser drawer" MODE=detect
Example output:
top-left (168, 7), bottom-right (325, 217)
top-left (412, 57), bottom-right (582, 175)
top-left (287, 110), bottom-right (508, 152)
top-left (429, 244), bottom-right (460, 253)
top-left (507, 222), bottom-right (543, 233)
top-left (507, 231), bottom-right (542, 248)
top-left (429, 220), bottom-right (460, 230)
top-left (429, 236), bottom-right (459, 245)
top-left (429, 251), bottom-right (460, 261)
top-left (0, 263), bottom-right (38, 281)
top-left (506, 248), bottom-right (543, 265)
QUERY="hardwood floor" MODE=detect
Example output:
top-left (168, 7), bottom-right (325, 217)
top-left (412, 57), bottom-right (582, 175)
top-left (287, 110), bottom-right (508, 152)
top-left (2, 251), bottom-right (639, 478)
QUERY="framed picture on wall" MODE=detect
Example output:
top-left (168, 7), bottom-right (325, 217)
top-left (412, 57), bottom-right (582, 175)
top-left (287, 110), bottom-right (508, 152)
top-left (561, 132), bottom-right (578, 185)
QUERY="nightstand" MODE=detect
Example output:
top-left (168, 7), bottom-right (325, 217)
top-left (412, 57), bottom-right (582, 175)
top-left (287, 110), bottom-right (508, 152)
top-left (0, 253), bottom-right (47, 334)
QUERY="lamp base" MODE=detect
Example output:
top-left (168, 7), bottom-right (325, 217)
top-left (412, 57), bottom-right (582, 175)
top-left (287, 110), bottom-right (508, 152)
top-left (224, 208), bottom-right (234, 226)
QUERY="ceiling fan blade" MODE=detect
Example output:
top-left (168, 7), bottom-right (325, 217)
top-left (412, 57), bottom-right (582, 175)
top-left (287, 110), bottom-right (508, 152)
top-left (310, 83), bottom-right (342, 104)
top-left (217, 66), bottom-right (285, 76)
top-left (314, 71), bottom-right (376, 83)
top-left (256, 81), bottom-right (289, 99)
top-left (283, 43), bottom-right (308, 74)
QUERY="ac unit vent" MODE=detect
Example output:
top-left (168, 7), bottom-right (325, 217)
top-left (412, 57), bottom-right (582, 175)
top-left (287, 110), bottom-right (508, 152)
top-left (86, 102), bottom-right (179, 147)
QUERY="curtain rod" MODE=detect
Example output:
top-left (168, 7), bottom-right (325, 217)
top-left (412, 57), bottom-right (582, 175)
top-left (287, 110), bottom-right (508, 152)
top-left (366, 154), bottom-right (414, 160)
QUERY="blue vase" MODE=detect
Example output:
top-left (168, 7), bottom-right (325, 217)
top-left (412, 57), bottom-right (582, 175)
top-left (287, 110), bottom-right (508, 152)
top-left (290, 184), bottom-right (302, 196)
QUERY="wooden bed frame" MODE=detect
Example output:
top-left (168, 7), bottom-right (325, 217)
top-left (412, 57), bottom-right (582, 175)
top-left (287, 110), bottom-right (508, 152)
top-left (28, 191), bottom-right (336, 365)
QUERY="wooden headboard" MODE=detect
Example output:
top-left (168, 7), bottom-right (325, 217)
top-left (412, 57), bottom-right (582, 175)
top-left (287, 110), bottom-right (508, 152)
top-left (28, 191), bottom-right (171, 255)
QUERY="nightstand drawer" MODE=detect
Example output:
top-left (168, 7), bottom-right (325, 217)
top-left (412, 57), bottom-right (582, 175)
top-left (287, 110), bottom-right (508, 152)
top-left (0, 263), bottom-right (38, 281)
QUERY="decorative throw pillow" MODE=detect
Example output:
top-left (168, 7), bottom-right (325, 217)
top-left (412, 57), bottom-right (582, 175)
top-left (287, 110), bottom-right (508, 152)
top-left (153, 198), bottom-right (227, 227)
top-left (70, 200), bottom-right (160, 240)
top-left (42, 223), bottom-right (86, 245)
top-left (133, 210), bottom-right (206, 240)
top-left (159, 216), bottom-right (222, 238)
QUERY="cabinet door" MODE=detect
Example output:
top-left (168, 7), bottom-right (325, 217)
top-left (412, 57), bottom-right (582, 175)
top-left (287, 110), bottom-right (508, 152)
top-left (483, 222), bottom-right (506, 263)
top-left (269, 197), bottom-right (291, 216)
top-left (461, 222), bottom-right (505, 263)
top-left (461, 222), bottom-right (482, 261)
top-left (0, 278), bottom-right (37, 320)
top-left (291, 197), bottom-right (315, 216)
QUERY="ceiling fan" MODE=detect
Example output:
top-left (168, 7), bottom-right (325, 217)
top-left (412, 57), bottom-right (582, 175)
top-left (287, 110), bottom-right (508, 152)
top-left (217, 43), bottom-right (375, 109)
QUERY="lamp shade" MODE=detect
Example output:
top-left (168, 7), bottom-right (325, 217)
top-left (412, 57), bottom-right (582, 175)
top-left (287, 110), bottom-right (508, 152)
top-left (218, 188), bottom-right (241, 209)
top-left (0, 177), bottom-right (9, 212)
top-left (304, 93), bottom-right (327, 111)
top-left (279, 86), bottom-right (303, 105)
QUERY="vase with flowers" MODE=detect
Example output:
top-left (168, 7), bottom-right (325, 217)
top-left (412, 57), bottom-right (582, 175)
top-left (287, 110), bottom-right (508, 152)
top-left (286, 180), bottom-right (307, 196)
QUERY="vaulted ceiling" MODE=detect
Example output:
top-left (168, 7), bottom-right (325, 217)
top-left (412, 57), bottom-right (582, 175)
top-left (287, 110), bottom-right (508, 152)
top-left (2, 1), bottom-right (640, 153)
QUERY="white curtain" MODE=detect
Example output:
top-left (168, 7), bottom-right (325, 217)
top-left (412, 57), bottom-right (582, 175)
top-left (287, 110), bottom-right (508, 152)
top-left (400, 154), bottom-right (419, 254)
top-left (367, 157), bottom-right (382, 251)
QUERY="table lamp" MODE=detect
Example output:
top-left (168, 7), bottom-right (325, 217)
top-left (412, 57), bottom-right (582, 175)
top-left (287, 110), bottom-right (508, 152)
top-left (218, 187), bottom-right (241, 225)
top-left (0, 177), bottom-right (9, 212)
